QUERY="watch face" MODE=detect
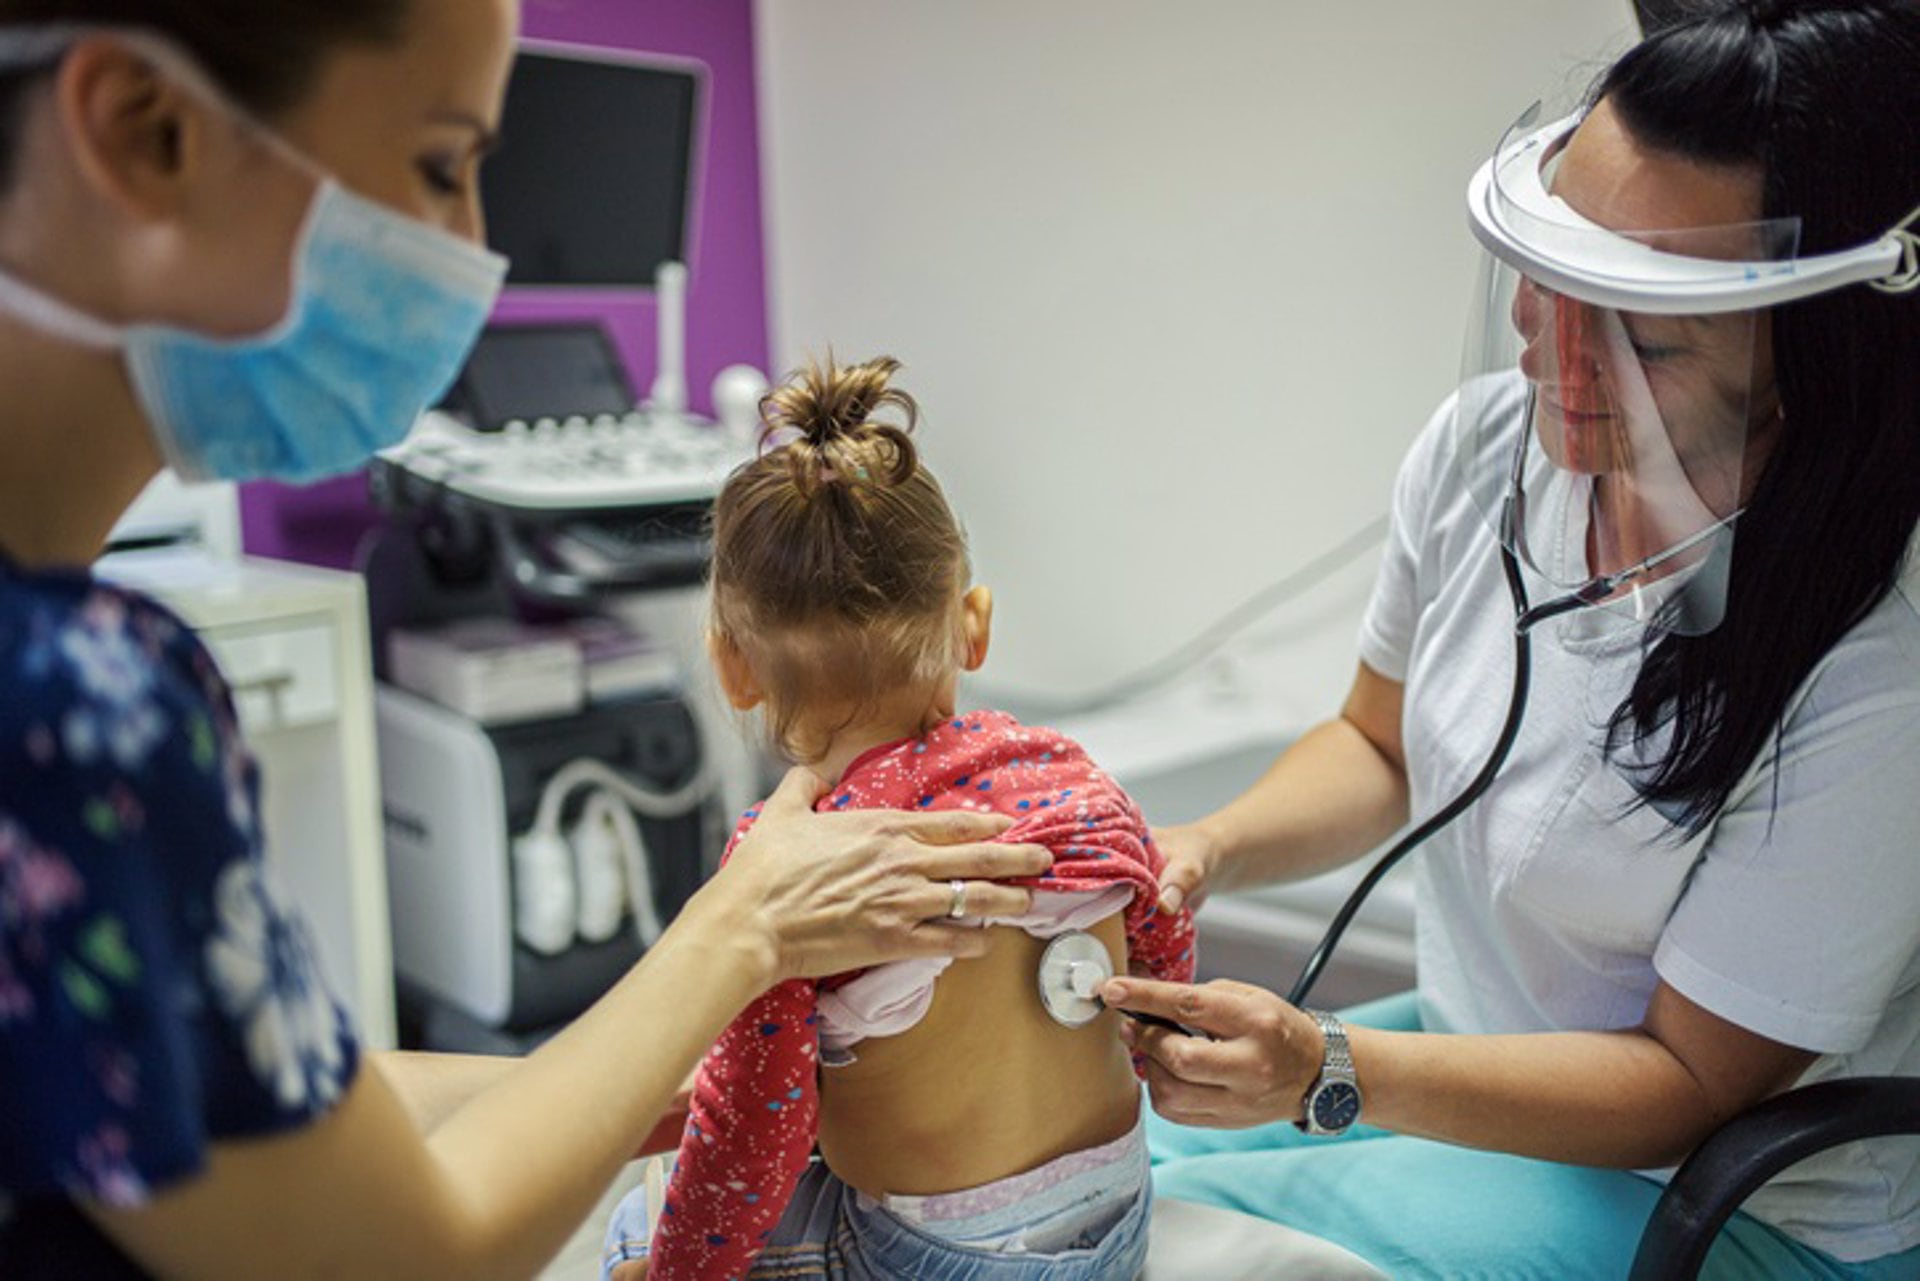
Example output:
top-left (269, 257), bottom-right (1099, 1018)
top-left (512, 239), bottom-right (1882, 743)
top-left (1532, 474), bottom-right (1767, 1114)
top-left (1311, 1080), bottom-right (1362, 1132)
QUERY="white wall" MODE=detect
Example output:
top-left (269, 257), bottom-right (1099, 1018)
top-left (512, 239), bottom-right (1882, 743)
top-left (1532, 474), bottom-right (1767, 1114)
top-left (755, 2), bottom-right (1635, 709)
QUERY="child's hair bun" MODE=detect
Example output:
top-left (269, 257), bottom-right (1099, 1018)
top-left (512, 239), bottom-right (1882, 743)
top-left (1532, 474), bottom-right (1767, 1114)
top-left (761, 354), bottom-right (920, 492)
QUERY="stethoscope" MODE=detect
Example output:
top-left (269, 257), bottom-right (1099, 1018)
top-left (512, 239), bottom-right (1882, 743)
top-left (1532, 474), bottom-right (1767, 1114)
top-left (1038, 388), bottom-right (1740, 1031)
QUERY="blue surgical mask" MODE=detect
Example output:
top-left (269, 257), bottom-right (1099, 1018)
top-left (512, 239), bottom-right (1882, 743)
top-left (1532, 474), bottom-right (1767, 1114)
top-left (0, 29), bottom-right (509, 484)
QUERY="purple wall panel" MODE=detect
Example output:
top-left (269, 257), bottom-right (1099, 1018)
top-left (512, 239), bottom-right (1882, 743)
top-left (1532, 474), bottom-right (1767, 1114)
top-left (238, 0), bottom-right (768, 568)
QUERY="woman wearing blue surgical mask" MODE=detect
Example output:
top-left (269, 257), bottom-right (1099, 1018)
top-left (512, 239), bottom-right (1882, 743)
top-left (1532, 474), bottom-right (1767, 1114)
top-left (0, 4), bottom-right (1049, 1277)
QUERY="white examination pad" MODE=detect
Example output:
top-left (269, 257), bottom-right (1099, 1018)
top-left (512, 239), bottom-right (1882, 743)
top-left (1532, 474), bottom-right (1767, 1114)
top-left (1142, 1196), bottom-right (1386, 1280)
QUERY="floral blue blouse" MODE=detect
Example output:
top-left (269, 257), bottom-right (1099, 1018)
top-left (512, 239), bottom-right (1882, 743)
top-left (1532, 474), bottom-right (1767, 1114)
top-left (0, 558), bottom-right (359, 1276)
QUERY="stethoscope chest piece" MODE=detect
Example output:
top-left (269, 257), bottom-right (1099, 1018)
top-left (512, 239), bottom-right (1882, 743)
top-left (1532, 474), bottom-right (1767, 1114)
top-left (1037, 929), bottom-right (1113, 1028)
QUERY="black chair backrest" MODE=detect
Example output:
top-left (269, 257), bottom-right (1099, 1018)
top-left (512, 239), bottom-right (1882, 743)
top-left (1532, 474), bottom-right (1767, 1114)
top-left (1629, 1077), bottom-right (1920, 1279)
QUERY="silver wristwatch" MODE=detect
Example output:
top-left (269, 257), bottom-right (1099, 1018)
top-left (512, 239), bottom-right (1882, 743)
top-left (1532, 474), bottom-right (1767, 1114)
top-left (1296, 1009), bottom-right (1363, 1137)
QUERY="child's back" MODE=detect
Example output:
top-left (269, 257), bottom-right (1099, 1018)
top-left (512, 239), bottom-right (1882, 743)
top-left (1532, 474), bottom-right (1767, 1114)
top-left (806, 711), bottom-right (1188, 1200)
top-left (616, 358), bottom-right (1194, 1280)
top-left (818, 914), bottom-right (1140, 1197)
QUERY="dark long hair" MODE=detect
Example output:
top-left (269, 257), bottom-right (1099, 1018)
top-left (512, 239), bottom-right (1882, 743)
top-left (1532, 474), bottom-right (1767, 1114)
top-left (0, 0), bottom-right (412, 189)
top-left (1595, 0), bottom-right (1920, 833)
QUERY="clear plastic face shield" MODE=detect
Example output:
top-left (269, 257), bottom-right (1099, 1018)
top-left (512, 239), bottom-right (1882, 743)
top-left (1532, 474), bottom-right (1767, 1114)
top-left (1455, 104), bottom-right (1918, 637)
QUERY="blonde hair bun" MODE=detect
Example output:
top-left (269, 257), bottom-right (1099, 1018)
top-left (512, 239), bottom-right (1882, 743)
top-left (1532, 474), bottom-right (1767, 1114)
top-left (760, 354), bottom-right (920, 491)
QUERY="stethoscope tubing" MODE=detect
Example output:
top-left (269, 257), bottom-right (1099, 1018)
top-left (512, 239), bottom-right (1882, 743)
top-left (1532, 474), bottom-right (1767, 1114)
top-left (1285, 538), bottom-right (1537, 1008)
top-left (1100, 545), bottom-right (1532, 1043)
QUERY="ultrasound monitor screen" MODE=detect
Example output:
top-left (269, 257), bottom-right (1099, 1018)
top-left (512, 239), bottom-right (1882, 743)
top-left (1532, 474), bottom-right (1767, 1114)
top-left (484, 48), bottom-right (699, 287)
top-left (460, 326), bottom-right (635, 428)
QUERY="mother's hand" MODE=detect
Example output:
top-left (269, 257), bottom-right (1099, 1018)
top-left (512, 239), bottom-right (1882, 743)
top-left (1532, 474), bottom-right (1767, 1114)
top-left (1102, 977), bottom-right (1323, 1129)
top-left (1149, 821), bottom-right (1229, 915)
top-left (703, 766), bottom-right (1052, 982)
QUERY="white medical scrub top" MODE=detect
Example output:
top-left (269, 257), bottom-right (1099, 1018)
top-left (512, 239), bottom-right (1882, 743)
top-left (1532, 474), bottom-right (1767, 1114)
top-left (1358, 386), bottom-right (1920, 1263)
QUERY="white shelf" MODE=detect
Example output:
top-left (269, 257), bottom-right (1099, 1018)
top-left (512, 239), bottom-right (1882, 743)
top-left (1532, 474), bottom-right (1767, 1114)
top-left (97, 550), bottom-right (397, 1049)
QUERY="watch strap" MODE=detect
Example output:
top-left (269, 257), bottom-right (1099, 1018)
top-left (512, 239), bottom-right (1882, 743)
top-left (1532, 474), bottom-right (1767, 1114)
top-left (1311, 1009), bottom-right (1354, 1078)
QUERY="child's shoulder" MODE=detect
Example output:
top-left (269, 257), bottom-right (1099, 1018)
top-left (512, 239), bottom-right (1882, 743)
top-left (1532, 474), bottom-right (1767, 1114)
top-left (736, 711), bottom-right (1130, 834)
top-left (940, 707), bottom-right (1097, 763)
top-left (864, 708), bottom-right (1131, 818)
top-left (904, 708), bottom-right (1101, 779)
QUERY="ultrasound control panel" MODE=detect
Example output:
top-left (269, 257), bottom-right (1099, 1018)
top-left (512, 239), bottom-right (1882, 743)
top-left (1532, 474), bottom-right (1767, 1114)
top-left (380, 322), bottom-right (755, 513)
top-left (385, 409), bottom-right (750, 512)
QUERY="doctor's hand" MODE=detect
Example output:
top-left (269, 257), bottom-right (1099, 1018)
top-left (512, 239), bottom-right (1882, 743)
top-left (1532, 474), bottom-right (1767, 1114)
top-left (1103, 977), bottom-right (1322, 1129)
top-left (695, 766), bottom-right (1051, 984)
top-left (1150, 822), bottom-right (1230, 916)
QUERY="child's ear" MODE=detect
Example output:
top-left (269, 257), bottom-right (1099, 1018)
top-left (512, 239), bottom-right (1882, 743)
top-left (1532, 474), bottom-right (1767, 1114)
top-left (707, 632), bottom-right (765, 710)
top-left (960, 585), bottom-right (994, 672)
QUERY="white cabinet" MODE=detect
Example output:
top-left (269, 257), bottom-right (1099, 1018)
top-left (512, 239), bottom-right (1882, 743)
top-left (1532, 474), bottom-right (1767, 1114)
top-left (96, 551), bottom-right (397, 1049)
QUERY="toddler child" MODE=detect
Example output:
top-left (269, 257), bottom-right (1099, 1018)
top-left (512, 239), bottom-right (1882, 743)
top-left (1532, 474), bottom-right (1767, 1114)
top-left (602, 355), bottom-right (1195, 1280)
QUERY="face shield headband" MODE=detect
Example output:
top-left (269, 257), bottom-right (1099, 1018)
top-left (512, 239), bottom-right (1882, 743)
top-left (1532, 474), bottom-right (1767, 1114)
top-left (1451, 105), bottom-right (1917, 640)
top-left (1469, 104), bottom-right (1920, 313)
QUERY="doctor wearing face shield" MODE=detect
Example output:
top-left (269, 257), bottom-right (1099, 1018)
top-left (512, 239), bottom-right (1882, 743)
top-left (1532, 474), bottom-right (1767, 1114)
top-left (0, 4), bottom-right (1053, 1278)
top-left (1101, 1), bottom-right (1920, 1275)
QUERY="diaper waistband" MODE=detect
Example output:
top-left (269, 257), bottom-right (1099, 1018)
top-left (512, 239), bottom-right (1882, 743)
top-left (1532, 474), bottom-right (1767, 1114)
top-left (874, 1109), bottom-right (1147, 1230)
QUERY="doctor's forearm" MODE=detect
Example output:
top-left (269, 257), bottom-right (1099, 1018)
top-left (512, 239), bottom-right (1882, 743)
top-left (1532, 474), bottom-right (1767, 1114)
top-left (1203, 715), bottom-right (1409, 890)
top-left (1349, 1025), bottom-right (1767, 1169)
